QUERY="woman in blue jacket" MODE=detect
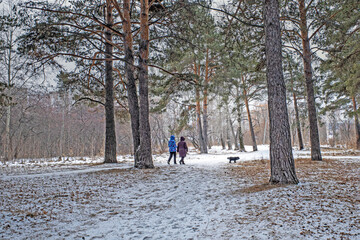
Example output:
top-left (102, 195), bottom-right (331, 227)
top-left (167, 135), bottom-right (177, 164)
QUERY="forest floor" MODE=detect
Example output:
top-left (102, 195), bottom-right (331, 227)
top-left (1, 146), bottom-right (359, 240)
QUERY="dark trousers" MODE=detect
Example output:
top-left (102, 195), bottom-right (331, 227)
top-left (168, 152), bottom-right (176, 164)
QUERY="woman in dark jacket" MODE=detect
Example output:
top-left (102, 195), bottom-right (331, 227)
top-left (177, 136), bottom-right (188, 165)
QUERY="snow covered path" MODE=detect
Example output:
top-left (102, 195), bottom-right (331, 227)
top-left (1, 146), bottom-right (359, 239)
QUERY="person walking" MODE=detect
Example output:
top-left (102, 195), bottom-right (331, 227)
top-left (177, 136), bottom-right (188, 165)
top-left (167, 135), bottom-right (177, 164)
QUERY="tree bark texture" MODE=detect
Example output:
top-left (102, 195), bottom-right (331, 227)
top-left (236, 86), bottom-right (246, 151)
top-left (219, 108), bottom-right (226, 150)
top-left (123, 0), bottom-right (141, 166)
top-left (194, 61), bottom-right (207, 153)
top-left (196, 87), bottom-right (207, 153)
top-left (293, 91), bottom-right (304, 150)
top-left (203, 91), bottom-right (209, 150)
top-left (5, 30), bottom-right (13, 161)
top-left (5, 105), bottom-right (11, 161)
top-left (220, 133), bottom-right (226, 150)
top-left (352, 96), bottom-right (360, 150)
top-left (227, 105), bottom-right (239, 150)
top-left (203, 48), bottom-right (210, 150)
top-left (298, 0), bottom-right (322, 160)
top-left (104, 0), bottom-right (117, 163)
top-left (226, 108), bottom-right (232, 150)
top-left (242, 75), bottom-right (258, 151)
top-left (289, 71), bottom-right (304, 150)
top-left (138, 0), bottom-right (154, 168)
top-left (264, 0), bottom-right (299, 184)
top-left (237, 125), bottom-right (245, 151)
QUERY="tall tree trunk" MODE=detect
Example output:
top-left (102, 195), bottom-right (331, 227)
top-left (138, 0), bottom-right (154, 168)
top-left (60, 103), bottom-right (65, 157)
top-left (291, 86), bottom-right (304, 150)
top-left (298, 0), bottom-right (322, 161)
top-left (5, 104), bottom-right (11, 161)
top-left (220, 133), bottom-right (226, 150)
top-left (5, 31), bottom-right (13, 161)
top-left (262, 112), bottom-right (268, 144)
top-left (219, 107), bottom-right (226, 150)
top-left (203, 92), bottom-right (209, 150)
top-left (242, 75), bottom-right (258, 151)
top-left (227, 105), bottom-right (239, 150)
top-left (203, 48), bottom-right (210, 150)
top-left (237, 123), bottom-right (245, 152)
top-left (226, 122), bottom-right (232, 150)
top-left (264, 0), bottom-right (299, 184)
top-left (226, 105), bottom-right (232, 150)
top-left (104, 0), bottom-right (117, 163)
top-left (194, 62), bottom-right (207, 153)
top-left (289, 68), bottom-right (304, 150)
top-left (352, 96), bottom-right (360, 149)
top-left (235, 85), bottom-right (246, 151)
top-left (196, 86), bottom-right (207, 153)
top-left (123, 0), bottom-right (141, 166)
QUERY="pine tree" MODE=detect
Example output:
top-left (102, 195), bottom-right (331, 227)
top-left (283, 53), bottom-right (305, 150)
top-left (217, 4), bottom-right (266, 152)
top-left (151, 2), bottom-right (222, 153)
top-left (20, 0), bottom-right (157, 166)
top-left (280, 0), bottom-right (348, 160)
top-left (319, 0), bottom-right (360, 149)
top-left (264, 0), bottom-right (299, 184)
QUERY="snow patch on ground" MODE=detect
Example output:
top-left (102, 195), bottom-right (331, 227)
top-left (1, 145), bottom-right (359, 239)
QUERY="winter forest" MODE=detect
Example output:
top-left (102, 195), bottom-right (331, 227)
top-left (1, 0), bottom-right (359, 239)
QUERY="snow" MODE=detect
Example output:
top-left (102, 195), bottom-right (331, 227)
top-left (1, 145), bottom-right (359, 239)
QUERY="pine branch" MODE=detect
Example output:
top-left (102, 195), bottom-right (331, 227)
top-left (309, 9), bottom-right (343, 41)
top-left (73, 97), bottom-right (105, 106)
top-left (196, 2), bottom-right (263, 29)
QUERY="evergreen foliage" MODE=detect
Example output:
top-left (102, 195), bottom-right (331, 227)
top-left (320, 0), bottom-right (360, 115)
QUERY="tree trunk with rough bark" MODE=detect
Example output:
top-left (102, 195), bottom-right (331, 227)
top-left (290, 74), bottom-right (304, 150)
top-left (264, 0), bottom-right (299, 184)
top-left (137, 0), bottom-right (154, 168)
top-left (203, 91), bottom-right (209, 150)
top-left (293, 91), bottom-right (304, 150)
top-left (237, 118), bottom-right (246, 152)
top-left (196, 87), bottom-right (207, 153)
top-left (203, 48), bottom-right (210, 150)
top-left (5, 104), bottom-right (11, 161)
top-left (194, 61), bottom-right (207, 154)
top-left (226, 108), bottom-right (232, 150)
top-left (227, 105), bottom-right (239, 150)
top-left (352, 96), bottom-right (360, 150)
top-left (4, 30), bottom-right (13, 161)
top-left (103, 0), bottom-right (117, 163)
top-left (235, 85), bottom-right (246, 152)
top-left (242, 75), bottom-right (257, 151)
top-left (298, 0), bottom-right (322, 161)
top-left (123, 0), bottom-right (141, 166)
top-left (219, 107), bottom-right (226, 150)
